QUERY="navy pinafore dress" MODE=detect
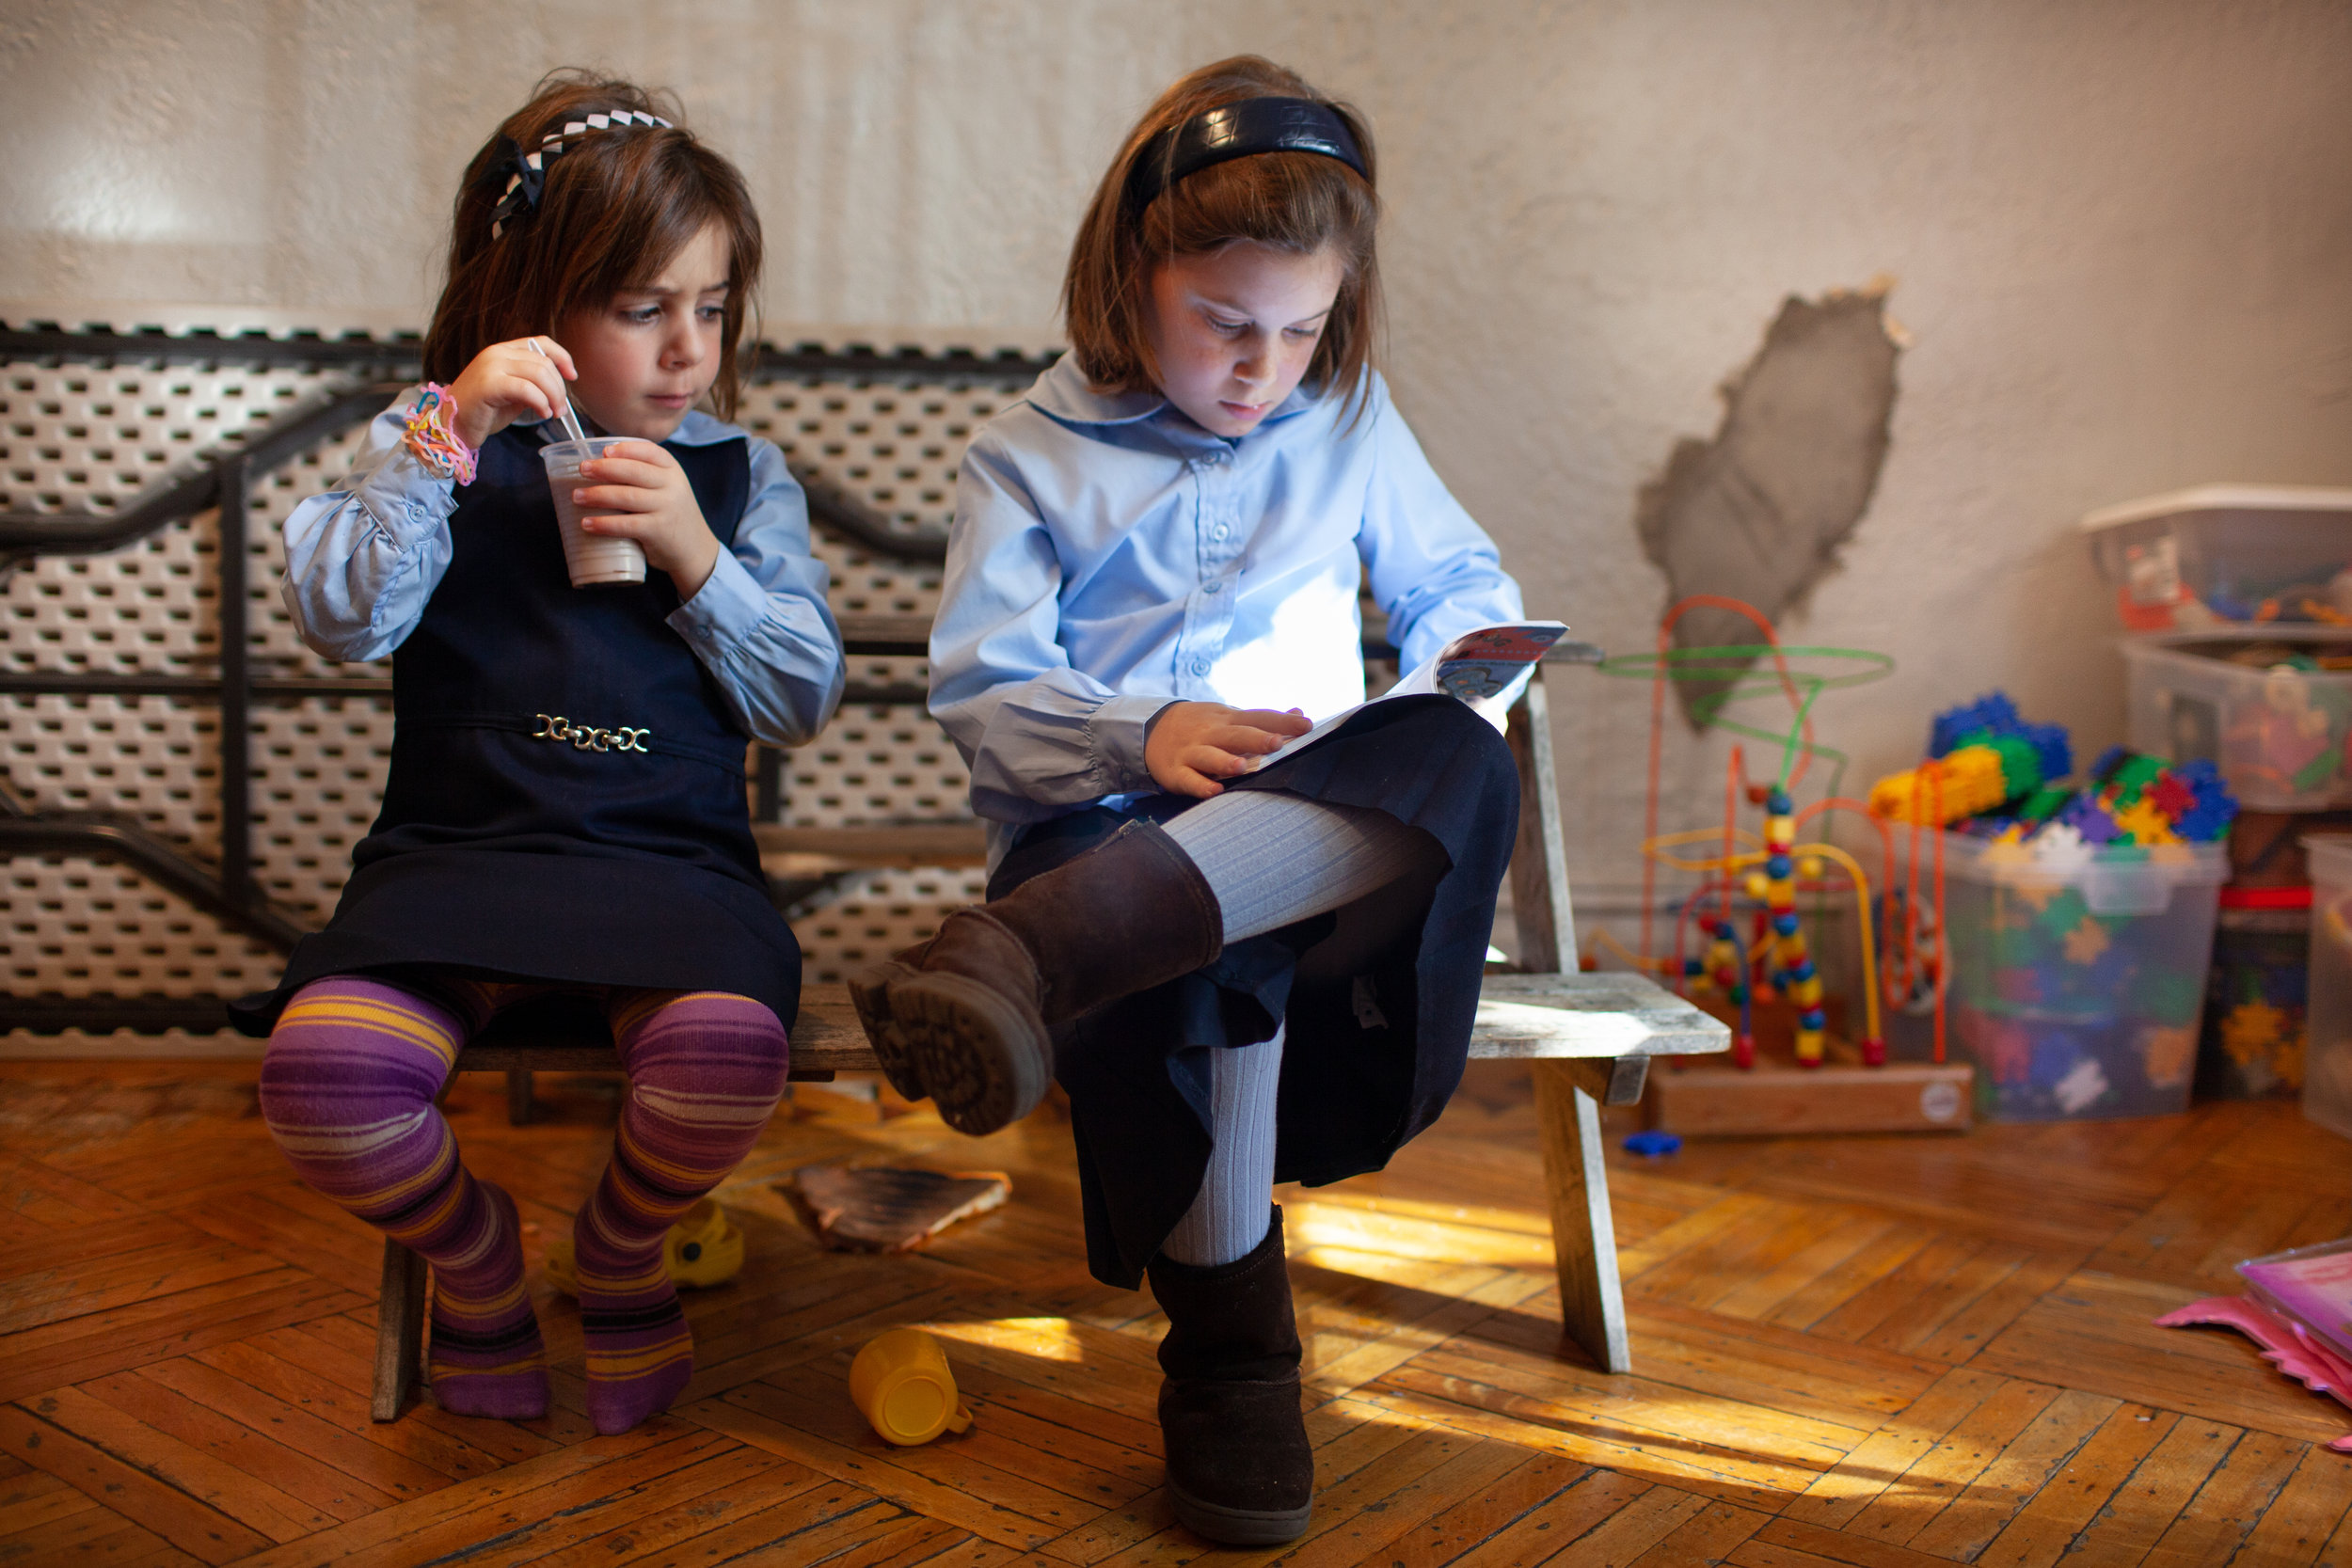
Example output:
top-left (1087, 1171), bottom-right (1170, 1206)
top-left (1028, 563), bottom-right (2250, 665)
top-left (232, 423), bottom-right (801, 1033)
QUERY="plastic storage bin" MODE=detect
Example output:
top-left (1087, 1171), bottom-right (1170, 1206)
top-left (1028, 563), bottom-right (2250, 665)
top-left (2301, 836), bottom-right (2352, 1139)
top-left (2197, 886), bottom-right (2309, 1101)
top-left (2084, 483), bottom-right (2352, 633)
top-left (1945, 832), bottom-right (2228, 1121)
top-left (2122, 637), bottom-right (2352, 811)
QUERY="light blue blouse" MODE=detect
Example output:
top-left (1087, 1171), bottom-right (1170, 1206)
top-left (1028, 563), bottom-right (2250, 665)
top-left (278, 390), bottom-right (845, 748)
top-left (931, 356), bottom-right (1525, 841)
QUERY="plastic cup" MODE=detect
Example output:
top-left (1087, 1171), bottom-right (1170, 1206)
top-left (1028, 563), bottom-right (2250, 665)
top-left (540, 436), bottom-right (647, 587)
top-left (848, 1328), bottom-right (973, 1446)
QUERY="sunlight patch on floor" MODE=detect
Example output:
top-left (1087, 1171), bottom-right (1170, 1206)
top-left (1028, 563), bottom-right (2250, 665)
top-left (1300, 1187), bottom-right (1553, 1235)
top-left (1294, 1243), bottom-right (1510, 1291)
top-left (1286, 1198), bottom-right (1555, 1266)
top-left (926, 1316), bottom-right (1087, 1362)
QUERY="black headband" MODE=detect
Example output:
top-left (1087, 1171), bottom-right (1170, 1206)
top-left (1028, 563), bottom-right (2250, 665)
top-left (1123, 96), bottom-right (1368, 217)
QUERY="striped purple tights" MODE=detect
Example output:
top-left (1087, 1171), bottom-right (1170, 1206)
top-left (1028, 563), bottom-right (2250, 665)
top-left (258, 974), bottom-right (788, 1433)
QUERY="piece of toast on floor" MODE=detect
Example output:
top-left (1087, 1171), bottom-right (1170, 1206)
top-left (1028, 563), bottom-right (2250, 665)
top-left (781, 1165), bottom-right (1011, 1252)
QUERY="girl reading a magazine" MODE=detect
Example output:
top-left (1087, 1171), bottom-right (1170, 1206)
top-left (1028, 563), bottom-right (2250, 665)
top-left (850, 55), bottom-right (1540, 1544)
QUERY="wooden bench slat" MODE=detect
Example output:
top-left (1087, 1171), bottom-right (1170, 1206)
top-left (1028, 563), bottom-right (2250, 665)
top-left (1467, 973), bottom-right (1730, 1059)
top-left (753, 822), bottom-right (989, 869)
top-left (450, 973), bottom-right (1726, 1078)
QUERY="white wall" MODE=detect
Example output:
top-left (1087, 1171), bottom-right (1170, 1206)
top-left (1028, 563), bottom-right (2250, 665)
top-left (8, 0), bottom-right (2351, 931)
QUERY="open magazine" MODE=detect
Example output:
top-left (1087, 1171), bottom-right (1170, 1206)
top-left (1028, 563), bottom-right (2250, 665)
top-left (2240, 1239), bottom-right (2352, 1364)
top-left (1256, 621), bottom-right (1568, 768)
top-left (2155, 1236), bottom-right (2352, 1452)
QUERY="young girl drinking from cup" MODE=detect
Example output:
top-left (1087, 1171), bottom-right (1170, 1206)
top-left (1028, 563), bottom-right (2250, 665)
top-left (850, 56), bottom-right (1530, 1544)
top-left (232, 72), bottom-right (843, 1434)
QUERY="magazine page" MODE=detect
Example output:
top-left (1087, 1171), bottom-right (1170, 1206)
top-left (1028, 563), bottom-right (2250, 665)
top-left (1254, 620), bottom-right (1567, 768)
top-left (2240, 1240), bottom-right (2352, 1362)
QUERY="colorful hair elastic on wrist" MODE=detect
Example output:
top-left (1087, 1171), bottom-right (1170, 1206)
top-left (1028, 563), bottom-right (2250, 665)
top-left (403, 384), bottom-right (477, 486)
top-left (1124, 96), bottom-right (1368, 217)
top-left (489, 108), bottom-right (675, 238)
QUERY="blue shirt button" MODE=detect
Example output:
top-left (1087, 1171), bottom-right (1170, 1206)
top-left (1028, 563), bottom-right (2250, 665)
top-left (1191, 657), bottom-right (1212, 676)
top-left (1204, 579), bottom-right (1222, 594)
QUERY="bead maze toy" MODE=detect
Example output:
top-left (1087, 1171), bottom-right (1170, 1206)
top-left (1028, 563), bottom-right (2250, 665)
top-left (1596, 596), bottom-right (1973, 1136)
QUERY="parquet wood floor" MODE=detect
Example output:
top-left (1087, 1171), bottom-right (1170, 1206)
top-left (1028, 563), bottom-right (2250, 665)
top-left (2, 1060), bottom-right (2347, 1566)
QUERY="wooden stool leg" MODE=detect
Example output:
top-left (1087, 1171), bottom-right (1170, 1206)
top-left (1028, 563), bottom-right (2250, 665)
top-left (1532, 1058), bottom-right (1635, 1374)
top-left (506, 1069), bottom-right (534, 1126)
top-left (372, 1238), bottom-right (427, 1421)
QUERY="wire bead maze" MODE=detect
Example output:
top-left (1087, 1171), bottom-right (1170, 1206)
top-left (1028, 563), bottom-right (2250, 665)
top-left (1592, 595), bottom-right (1948, 1071)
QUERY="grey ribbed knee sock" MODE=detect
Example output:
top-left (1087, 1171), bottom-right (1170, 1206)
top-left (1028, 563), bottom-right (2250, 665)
top-left (1162, 1023), bottom-right (1284, 1267)
top-left (1155, 797), bottom-right (1435, 1266)
top-left (1162, 792), bottom-right (1438, 942)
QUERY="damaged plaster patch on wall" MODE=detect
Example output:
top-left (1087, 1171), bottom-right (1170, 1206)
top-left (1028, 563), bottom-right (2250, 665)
top-left (1636, 283), bottom-right (1906, 724)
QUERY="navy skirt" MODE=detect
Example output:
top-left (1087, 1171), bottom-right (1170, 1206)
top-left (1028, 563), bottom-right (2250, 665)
top-left (227, 846), bottom-right (802, 1035)
top-left (993, 695), bottom-right (1519, 1287)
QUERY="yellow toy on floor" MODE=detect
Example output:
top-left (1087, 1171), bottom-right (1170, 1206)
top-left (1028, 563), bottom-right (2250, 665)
top-left (542, 1196), bottom-right (744, 1293)
top-left (850, 1328), bottom-right (974, 1445)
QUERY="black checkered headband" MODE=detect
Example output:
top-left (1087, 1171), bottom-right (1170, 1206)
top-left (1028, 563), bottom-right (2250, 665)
top-left (488, 108), bottom-right (675, 238)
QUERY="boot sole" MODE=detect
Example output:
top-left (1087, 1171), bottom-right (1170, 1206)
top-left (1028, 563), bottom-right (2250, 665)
top-left (1168, 1483), bottom-right (1312, 1546)
top-left (847, 961), bottom-right (930, 1101)
top-left (854, 969), bottom-right (1050, 1136)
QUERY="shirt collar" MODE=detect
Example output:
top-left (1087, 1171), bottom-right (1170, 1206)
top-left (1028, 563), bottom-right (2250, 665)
top-left (1023, 355), bottom-right (1164, 426)
top-left (1022, 352), bottom-right (1325, 435)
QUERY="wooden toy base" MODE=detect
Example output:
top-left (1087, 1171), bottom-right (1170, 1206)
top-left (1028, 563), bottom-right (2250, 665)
top-left (1646, 1025), bottom-right (1975, 1137)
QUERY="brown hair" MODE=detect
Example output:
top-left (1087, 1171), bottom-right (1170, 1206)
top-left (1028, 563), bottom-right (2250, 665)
top-left (1062, 56), bottom-right (1379, 406)
top-left (421, 70), bottom-right (764, 420)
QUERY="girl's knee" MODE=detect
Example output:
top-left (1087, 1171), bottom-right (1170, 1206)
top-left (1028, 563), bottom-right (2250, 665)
top-left (259, 976), bottom-right (462, 1132)
top-left (614, 990), bottom-right (791, 1100)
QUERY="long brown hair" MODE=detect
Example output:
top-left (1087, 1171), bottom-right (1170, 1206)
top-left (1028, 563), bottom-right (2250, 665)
top-left (422, 71), bottom-right (764, 420)
top-left (1062, 56), bottom-right (1380, 406)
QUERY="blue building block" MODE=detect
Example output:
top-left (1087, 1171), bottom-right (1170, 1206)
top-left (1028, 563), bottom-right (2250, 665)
top-left (1930, 690), bottom-right (2072, 782)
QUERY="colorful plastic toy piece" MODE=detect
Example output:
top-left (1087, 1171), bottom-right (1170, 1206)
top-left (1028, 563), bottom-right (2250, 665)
top-left (2169, 759), bottom-right (2238, 842)
top-left (1871, 692), bottom-right (2071, 826)
top-left (1931, 691), bottom-right (2074, 780)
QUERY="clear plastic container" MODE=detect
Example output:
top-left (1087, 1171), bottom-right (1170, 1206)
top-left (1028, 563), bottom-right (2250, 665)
top-left (2301, 835), bottom-right (2352, 1139)
top-left (1943, 832), bottom-right (2229, 1121)
top-left (2083, 483), bottom-right (2352, 633)
top-left (2198, 887), bottom-right (2309, 1101)
top-left (2122, 637), bottom-right (2352, 811)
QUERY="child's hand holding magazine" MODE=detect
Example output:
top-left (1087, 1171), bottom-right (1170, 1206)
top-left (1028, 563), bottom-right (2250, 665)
top-left (1256, 620), bottom-right (1568, 768)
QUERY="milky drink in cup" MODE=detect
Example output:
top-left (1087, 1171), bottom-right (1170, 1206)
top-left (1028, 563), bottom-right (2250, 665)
top-left (540, 436), bottom-right (648, 587)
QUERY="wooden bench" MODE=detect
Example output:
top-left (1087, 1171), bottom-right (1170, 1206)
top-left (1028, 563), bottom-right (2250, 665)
top-left (371, 668), bottom-right (1728, 1418)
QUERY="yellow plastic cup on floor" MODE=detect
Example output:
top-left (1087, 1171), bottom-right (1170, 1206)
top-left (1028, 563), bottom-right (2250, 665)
top-left (850, 1328), bottom-right (973, 1446)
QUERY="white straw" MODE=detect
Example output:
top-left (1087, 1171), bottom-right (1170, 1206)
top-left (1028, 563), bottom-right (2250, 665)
top-left (530, 339), bottom-right (590, 444)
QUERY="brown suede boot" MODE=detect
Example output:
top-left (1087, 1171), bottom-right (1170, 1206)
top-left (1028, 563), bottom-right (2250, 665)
top-left (1146, 1209), bottom-right (1314, 1545)
top-left (849, 820), bottom-right (1222, 1135)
